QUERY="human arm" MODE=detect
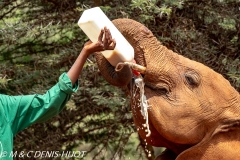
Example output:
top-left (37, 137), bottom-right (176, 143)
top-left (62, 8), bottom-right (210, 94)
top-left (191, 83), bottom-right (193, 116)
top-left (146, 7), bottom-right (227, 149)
top-left (0, 27), bottom-right (116, 134)
top-left (0, 73), bottom-right (77, 134)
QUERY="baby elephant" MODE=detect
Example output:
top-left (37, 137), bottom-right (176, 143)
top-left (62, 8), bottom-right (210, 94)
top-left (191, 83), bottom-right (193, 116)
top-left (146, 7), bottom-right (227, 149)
top-left (95, 18), bottom-right (240, 160)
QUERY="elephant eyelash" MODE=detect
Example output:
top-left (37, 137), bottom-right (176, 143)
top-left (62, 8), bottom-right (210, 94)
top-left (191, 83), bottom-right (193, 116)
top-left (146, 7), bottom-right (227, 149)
top-left (157, 87), bottom-right (169, 95)
top-left (185, 75), bottom-right (196, 85)
top-left (184, 71), bottom-right (200, 87)
top-left (146, 82), bottom-right (170, 96)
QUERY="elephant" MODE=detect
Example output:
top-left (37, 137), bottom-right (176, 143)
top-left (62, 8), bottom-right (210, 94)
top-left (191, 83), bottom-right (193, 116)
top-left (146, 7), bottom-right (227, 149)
top-left (94, 18), bottom-right (240, 159)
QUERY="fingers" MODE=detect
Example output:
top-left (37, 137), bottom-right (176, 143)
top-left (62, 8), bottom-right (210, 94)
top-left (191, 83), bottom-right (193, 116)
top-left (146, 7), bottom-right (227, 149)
top-left (103, 27), bottom-right (108, 48)
top-left (98, 29), bottom-right (104, 42)
top-left (102, 27), bottom-right (116, 50)
top-left (108, 39), bottom-right (116, 50)
top-left (95, 27), bottom-right (116, 51)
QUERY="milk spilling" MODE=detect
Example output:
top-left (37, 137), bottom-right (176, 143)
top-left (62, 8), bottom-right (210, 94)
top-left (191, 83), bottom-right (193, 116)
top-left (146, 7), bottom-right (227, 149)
top-left (133, 75), bottom-right (151, 137)
top-left (78, 7), bottom-right (134, 66)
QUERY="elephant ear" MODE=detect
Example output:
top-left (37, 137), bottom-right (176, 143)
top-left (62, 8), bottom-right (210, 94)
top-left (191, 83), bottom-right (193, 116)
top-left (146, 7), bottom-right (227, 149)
top-left (176, 118), bottom-right (240, 159)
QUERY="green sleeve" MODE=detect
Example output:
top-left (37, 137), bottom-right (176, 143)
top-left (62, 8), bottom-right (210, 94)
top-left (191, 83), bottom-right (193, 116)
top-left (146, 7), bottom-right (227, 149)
top-left (1, 73), bottom-right (78, 135)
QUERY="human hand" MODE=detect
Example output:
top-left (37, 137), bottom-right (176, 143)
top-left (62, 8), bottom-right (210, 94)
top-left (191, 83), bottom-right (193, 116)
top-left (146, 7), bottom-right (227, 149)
top-left (83, 27), bottom-right (116, 55)
top-left (93, 25), bottom-right (132, 87)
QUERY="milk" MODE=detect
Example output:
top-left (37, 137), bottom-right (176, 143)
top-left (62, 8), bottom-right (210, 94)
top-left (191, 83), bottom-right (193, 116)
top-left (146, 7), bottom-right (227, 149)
top-left (134, 75), bottom-right (151, 137)
top-left (78, 7), bottom-right (134, 66)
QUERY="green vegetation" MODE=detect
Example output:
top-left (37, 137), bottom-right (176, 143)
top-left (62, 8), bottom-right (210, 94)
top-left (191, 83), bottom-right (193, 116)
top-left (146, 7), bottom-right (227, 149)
top-left (0, 0), bottom-right (239, 159)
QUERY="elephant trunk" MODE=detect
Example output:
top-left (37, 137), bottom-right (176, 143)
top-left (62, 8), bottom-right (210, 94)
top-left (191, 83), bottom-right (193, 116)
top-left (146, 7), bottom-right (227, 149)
top-left (112, 19), bottom-right (177, 80)
top-left (111, 18), bottom-right (155, 67)
top-left (95, 18), bottom-right (177, 87)
top-left (94, 52), bottom-right (133, 86)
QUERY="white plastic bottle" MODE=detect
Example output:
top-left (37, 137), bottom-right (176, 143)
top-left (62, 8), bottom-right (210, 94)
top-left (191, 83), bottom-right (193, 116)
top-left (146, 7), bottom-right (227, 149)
top-left (78, 7), bottom-right (134, 66)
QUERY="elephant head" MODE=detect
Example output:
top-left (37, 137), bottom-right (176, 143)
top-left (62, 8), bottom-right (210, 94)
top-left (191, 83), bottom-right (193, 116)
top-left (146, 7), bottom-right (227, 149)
top-left (94, 18), bottom-right (240, 159)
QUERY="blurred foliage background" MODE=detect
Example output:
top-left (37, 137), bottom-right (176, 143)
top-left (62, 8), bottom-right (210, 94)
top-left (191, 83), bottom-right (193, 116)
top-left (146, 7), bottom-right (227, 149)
top-left (0, 0), bottom-right (239, 159)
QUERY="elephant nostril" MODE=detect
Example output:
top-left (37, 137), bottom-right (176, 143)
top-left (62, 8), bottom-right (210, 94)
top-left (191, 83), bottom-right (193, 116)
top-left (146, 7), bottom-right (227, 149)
top-left (115, 63), bottom-right (124, 71)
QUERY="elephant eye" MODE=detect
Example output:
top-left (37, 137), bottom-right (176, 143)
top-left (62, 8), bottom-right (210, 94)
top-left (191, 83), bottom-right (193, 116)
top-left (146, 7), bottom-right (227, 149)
top-left (155, 83), bottom-right (170, 96)
top-left (185, 71), bottom-right (200, 87)
top-left (185, 75), bottom-right (195, 85)
top-left (147, 82), bottom-right (170, 96)
top-left (157, 86), bottom-right (169, 95)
